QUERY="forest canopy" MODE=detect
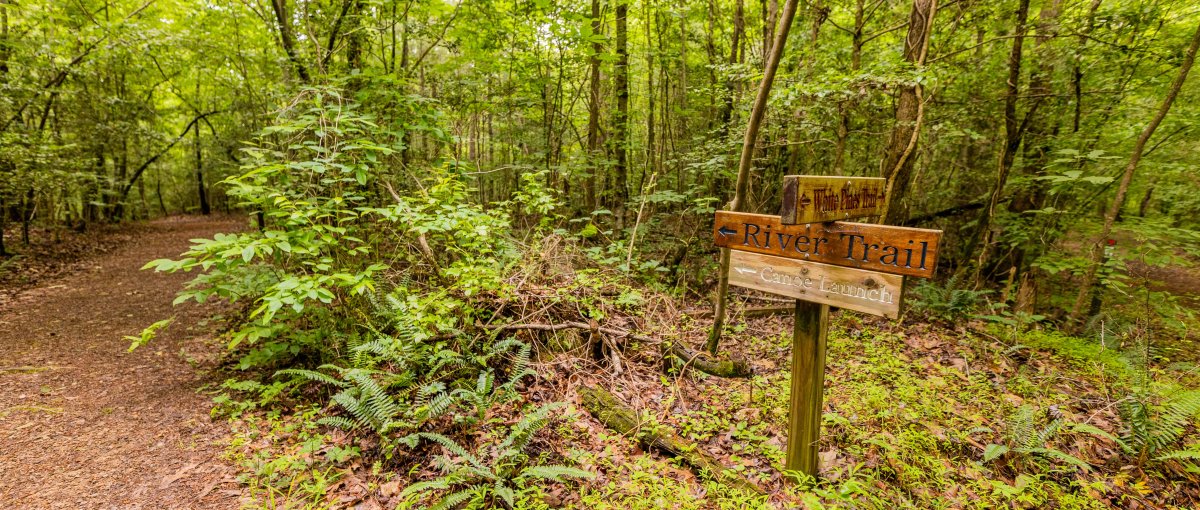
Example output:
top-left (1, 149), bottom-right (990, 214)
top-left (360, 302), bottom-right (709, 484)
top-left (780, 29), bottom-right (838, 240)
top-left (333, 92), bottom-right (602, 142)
top-left (3, 0), bottom-right (1200, 507)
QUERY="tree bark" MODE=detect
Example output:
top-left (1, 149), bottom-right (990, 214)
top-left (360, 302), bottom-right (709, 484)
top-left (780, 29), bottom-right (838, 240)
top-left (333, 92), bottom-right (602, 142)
top-left (195, 120), bottom-right (209, 215)
top-left (707, 0), bottom-right (799, 353)
top-left (270, 0), bottom-right (310, 83)
top-left (585, 0), bottom-right (603, 211)
top-left (0, 194), bottom-right (7, 257)
top-left (969, 0), bottom-right (1032, 287)
top-left (612, 0), bottom-right (630, 228)
top-left (1068, 21), bottom-right (1200, 326)
top-left (879, 0), bottom-right (937, 224)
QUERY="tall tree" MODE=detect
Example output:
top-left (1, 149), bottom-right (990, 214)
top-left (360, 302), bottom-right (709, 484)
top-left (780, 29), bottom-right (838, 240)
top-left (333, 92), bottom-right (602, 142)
top-left (270, 0), bottom-right (310, 83)
top-left (969, 0), bottom-right (1033, 287)
top-left (879, 0), bottom-right (937, 224)
top-left (612, 0), bottom-right (630, 226)
top-left (707, 0), bottom-right (800, 353)
top-left (1068, 20), bottom-right (1200, 326)
top-left (585, 0), bottom-right (603, 211)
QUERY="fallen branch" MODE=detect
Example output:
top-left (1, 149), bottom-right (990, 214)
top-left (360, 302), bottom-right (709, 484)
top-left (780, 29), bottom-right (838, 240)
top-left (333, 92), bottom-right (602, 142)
top-left (486, 321), bottom-right (750, 378)
top-left (665, 342), bottom-right (753, 378)
top-left (579, 386), bottom-right (766, 495)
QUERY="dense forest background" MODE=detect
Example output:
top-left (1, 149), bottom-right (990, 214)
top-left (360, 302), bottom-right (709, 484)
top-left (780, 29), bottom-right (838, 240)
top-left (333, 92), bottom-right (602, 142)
top-left (2, 0), bottom-right (1200, 508)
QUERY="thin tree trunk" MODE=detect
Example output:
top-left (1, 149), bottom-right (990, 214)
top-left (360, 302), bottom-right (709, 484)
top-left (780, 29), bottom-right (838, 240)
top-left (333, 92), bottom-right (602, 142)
top-left (1068, 21), bottom-right (1200, 326)
top-left (644, 0), bottom-right (656, 191)
top-left (613, 0), bottom-right (630, 228)
top-left (0, 194), bottom-right (7, 256)
top-left (270, 0), bottom-right (310, 82)
top-left (878, 0), bottom-right (937, 225)
top-left (195, 120), bottom-right (209, 215)
top-left (969, 0), bottom-right (1032, 287)
top-left (707, 0), bottom-right (799, 353)
top-left (1073, 0), bottom-right (1103, 134)
top-left (586, 0), bottom-right (603, 211)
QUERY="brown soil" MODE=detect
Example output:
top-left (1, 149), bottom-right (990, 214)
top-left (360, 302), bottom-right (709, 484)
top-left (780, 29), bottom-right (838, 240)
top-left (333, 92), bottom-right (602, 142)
top-left (0, 216), bottom-right (245, 509)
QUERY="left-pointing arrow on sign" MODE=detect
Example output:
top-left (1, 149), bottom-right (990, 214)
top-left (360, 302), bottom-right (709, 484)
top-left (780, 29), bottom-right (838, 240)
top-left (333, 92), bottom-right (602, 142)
top-left (717, 226), bottom-right (738, 238)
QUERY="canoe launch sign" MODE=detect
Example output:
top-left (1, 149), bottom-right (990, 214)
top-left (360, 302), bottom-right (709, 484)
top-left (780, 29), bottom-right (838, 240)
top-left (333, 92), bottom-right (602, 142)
top-left (729, 251), bottom-right (904, 318)
top-left (713, 211), bottom-right (942, 279)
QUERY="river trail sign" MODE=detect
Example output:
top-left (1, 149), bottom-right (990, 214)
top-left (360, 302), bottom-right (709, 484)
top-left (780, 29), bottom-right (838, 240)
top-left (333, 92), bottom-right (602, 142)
top-left (780, 175), bottom-right (887, 224)
top-left (713, 211), bottom-right (942, 279)
top-left (729, 251), bottom-right (904, 318)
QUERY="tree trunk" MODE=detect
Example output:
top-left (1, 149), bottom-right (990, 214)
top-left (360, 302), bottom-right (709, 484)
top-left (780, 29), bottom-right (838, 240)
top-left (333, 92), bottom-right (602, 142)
top-left (612, 0), bottom-right (630, 228)
top-left (717, 0), bottom-right (745, 134)
top-left (20, 186), bottom-right (30, 245)
top-left (969, 0), bottom-right (1032, 287)
top-left (762, 0), bottom-right (777, 64)
top-left (1003, 0), bottom-right (1064, 302)
top-left (0, 194), bottom-right (7, 256)
top-left (195, 120), bottom-right (210, 215)
top-left (585, 0), bottom-right (603, 211)
top-left (707, 0), bottom-right (799, 353)
top-left (879, 0), bottom-right (937, 224)
top-left (644, 0), bottom-right (656, 190)
top-left (270, 0), bottom-right (310, 83)
top-left (1068, 21), bottom-right (1200, 326)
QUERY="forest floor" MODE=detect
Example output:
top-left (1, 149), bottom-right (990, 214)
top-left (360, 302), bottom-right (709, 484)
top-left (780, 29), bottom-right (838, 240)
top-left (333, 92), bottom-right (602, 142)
top-left (0, 216), bottom-right (244, 509)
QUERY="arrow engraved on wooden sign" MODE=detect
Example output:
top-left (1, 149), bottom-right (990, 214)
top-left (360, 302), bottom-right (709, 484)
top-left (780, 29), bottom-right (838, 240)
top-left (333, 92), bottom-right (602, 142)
top-left (717, 226), bottom-right (738, 238)
top-left (728, 251), bottom-right (904, 318)
top-left (798, 193), bottom-right (812, 209)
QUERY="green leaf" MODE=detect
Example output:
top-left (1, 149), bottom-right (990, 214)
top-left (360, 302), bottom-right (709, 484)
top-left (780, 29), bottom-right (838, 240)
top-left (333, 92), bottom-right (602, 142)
top-left (982, 443), bottom-right (1009, 463)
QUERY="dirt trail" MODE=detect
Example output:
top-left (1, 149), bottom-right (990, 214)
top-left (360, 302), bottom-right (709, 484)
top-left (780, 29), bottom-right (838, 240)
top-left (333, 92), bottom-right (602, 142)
top-left (0, 216), bottom-right (244, 509)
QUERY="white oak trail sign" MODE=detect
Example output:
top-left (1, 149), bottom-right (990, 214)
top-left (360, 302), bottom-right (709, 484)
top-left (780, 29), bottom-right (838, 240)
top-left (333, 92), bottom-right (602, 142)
top-left (780, 175), bottom-right (887, 224)
top-left (729, 251), bottom-right (903, 318)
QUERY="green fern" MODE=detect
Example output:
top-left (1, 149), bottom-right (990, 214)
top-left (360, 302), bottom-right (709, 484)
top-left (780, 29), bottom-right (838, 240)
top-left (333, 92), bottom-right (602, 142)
top-left (984, 405), bottom-right (1092, 473)
top-left (275, 367), bottom-right (349, 388)
top-left (1118, 390), bottom-right (1200, 464)
top-left (400, 402), bottom-right (593, 510)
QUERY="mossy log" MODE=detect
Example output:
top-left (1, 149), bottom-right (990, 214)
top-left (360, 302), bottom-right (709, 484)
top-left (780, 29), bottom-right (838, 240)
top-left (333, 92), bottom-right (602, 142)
top-left (665, 343), bottom-right (753, 378)
top-left (579, 386), bottom-right (766, 495)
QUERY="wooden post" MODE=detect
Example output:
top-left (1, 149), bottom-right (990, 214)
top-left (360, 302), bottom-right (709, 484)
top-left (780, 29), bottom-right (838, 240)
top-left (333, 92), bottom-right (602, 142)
top-left (786, 299), bottom-right (828, 476)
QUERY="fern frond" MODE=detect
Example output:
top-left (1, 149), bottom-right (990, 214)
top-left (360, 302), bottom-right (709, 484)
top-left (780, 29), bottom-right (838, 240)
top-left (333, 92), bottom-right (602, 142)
top-left (1070, 423), bottom-right (1125, 449)
top-left (398, 475), bottom-right (457, 499)
top-left (419, 432), bottom-right (489, 472)
top-left (1155, 449), bottom-right (1200, 463)
top-left (316, 416), bottom-right (359, 431)
top-left (518, 465), bottom-right (595, 482)
top-left (498, 402), bottom-right (563, 454)
top-left (1020, 447), bottom-right (1092, 472)
top-left (428, 489), bottom-right (478, 510)
top-left (493, 483), bottom-right (515, 508)
top-left (273, 368), bottom-right (347, 388)
top-left (422, 392), bottom-right (456, 421)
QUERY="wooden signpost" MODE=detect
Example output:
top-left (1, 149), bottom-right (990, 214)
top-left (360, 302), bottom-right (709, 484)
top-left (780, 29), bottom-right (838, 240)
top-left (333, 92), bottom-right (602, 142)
top-left (713, 176), bottom-right (942, 478)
